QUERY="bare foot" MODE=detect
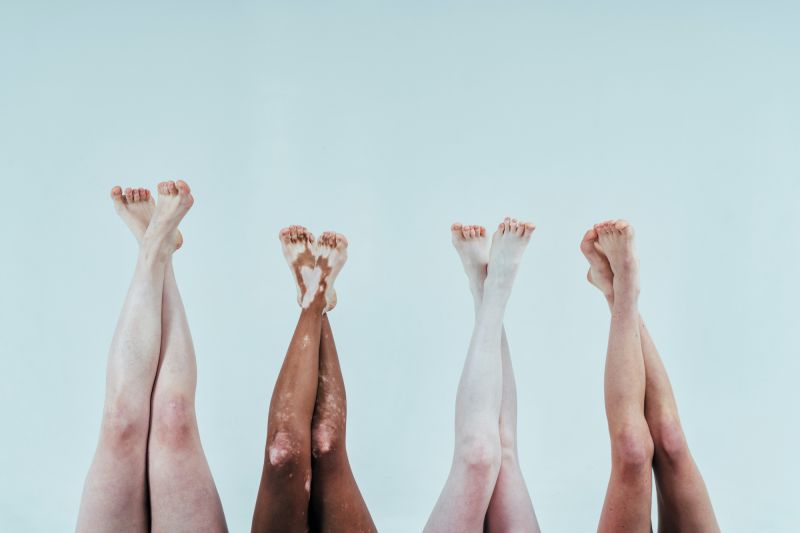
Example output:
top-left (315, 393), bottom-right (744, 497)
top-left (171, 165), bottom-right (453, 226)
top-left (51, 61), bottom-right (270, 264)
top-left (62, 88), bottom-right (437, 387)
top-left (485, 217), bottom-right (535, 298)
top-left (451, 223), bottom-right (489, 301)
top-left (111, 186), bottom-right (183, 248)
top-left (315, 231), bottom-right (348, 312)
top-left (279, 225), bottom-right (319, 309)
top-left (141, 180), bottom-right (193, 258)
top-left (580, 227), bottom-right (613, 302)
top-left (594, 219), bottom-right (639, 305)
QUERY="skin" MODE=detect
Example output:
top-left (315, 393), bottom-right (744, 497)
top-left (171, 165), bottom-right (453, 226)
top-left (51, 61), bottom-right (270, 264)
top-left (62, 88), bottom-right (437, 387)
top-left (582, 220), bottom-right (720, 533)
top-left (76, 182), bottom-right (226, 532)
top-left (424, 218), bottom-right (539, 533)
top-left (252, 227), bottom-right (375, 533)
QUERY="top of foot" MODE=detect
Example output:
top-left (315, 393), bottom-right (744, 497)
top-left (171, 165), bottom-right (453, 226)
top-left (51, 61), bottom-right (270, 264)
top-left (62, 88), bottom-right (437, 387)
top-left (141, 180), bottom-right (193, 257)
top-left (279, 225), bottom-right (319, 308)
top-left (315, 231), bottom-right (348, 312)
top-left (486, 217), bottom-right (535, 293)
top-left (451, 223), bottom-right (489, 289)
top-left (594, 219), bottom-right (639, 300)
top-left (111, 185), bottom-right (183, 249)
top-left (580, 227), bottom-right (613, 300)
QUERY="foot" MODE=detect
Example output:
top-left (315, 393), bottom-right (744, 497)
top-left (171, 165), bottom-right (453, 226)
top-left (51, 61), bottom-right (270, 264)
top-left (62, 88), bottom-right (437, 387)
top-left (111, 186), bottom-right (183, 248)
top-left (594, 220), bottom-right (639, 305)
top-left (580, 227), bottom-right (614, 303)
top-left (141, 180), bottom-right (193, 259)
top-left (485, 217), bottom-right (535, 298)
top-left (315, 231), bottom-right (348, 312)
top-left (451, 223), bottom-right (489, 301)
top-left (279, 225), bottom-right (319, 308)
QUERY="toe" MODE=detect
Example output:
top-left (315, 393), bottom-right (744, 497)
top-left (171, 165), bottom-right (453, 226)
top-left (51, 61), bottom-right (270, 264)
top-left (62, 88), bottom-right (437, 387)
top-left (167, 181), bottom-right (178, 195)
top-left (451, 223), bottom-right (463, 235)
top-left (124, 188), bottom-right (134, 202)
top-left (523, 222), bottom-right (536, 237)
top-left (468, 226), bottom-right (476, 238)
top-left (134, 188), bottom-right (141, 201)
top-left (110, 186), bottom-right (123, 201)
top-left (157, 182), bottom-right (167, 195)
top-left (337, 233), bottom-right (348, 247)
top-left (580, 229), bottom-right (602, 258)
top-left (176, 180), bottom-right (191, 194)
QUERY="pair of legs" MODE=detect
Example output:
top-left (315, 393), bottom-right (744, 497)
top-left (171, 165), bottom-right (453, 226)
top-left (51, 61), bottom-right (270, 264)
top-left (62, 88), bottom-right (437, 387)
top-left (425, 218), bottom-right (540, 533)
top-left (76, 182), bottom-right (226, 532)
top-left (581, 220), bottom-right (719, 533)
top-left (251, 227), bottom-right (375, 533)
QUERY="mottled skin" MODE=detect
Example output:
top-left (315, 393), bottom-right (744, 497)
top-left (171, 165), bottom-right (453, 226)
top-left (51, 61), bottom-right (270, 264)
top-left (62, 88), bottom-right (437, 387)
top-left (252, 228), bottom-right (375, 533)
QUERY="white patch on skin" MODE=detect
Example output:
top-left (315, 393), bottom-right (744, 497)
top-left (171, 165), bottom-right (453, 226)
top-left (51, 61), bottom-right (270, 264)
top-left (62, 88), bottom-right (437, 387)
top-left (304, 476), bottom-right (311, 493)
top-left (301, 334), bottom-right (311, 348)
top-left (299, 265), bottom-right (322, 308)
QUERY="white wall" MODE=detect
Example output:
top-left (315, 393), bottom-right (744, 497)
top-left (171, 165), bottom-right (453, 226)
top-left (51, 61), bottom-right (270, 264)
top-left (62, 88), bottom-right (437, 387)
top-left (1, 1), bottom-right (798, 531)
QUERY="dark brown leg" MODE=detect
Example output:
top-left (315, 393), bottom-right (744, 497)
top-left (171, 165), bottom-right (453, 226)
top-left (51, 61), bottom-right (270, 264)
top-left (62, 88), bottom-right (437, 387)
top-left (252, 302), bottom-right (324, 533)
top-left (309, 314), bottom-right (376, 533)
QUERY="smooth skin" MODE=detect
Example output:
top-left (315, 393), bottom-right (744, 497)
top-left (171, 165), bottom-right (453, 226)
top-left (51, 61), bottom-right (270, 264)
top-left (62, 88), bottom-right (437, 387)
top-left (76, 181), bottom-right (226, 533)
top-left (425, 218), bottom-right (540, 533)
top-left (251, 227), bottom-right (375, 533)
top-left (582, 220), bottom-right (720, 533)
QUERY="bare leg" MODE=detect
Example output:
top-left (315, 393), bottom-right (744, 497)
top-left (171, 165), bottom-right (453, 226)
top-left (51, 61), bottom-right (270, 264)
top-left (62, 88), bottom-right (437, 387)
top-left (252, 226), bottom-right (346, 533)
top-left (425, 219), bottom-right (535, 533)
top-left (449, 224), bottom-right (540, 532)
top-left (581, 226), bottom-right (720, 532)
top-left (76, 185), bottom-right (191, 532)
top-left (591, 220), bottom-right (654, 533)
top-left (309, 307), bottom-right (376, 533)
top-left (148, 225), bottom-right (227, 533)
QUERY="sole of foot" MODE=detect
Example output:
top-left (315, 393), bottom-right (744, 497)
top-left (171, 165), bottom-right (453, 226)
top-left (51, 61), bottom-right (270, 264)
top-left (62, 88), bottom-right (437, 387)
top-left (141, 180), bottom-right (193, 258)
top-left (593, 219), bottom-right (639, 302)
top-left (111, 186), bottom-right (183, 249)
top-left (279, 225), bottom-right (319, 308)
top-left (486, 217), bottom-right (535, 294)
top-left (451, 223), bottom-right (489, 293)
top-left (315, 231), bottom-right (348, 312)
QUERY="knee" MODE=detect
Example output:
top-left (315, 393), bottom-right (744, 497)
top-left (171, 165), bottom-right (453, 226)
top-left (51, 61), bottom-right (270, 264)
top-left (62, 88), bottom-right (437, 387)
top-left (268, 430), bottom-right (305, 470)
top-left (651, 420), bottom-right (691, 466)
top-left (611, 426), bottom-right (654, 475)
top-left (151, 394), bottom-right (196, 449)
top-left (456, 433), bottom-right (502, 477)
top-left (99, 403), bottom-right (148, 454)
top-left (311, 422), bottom-right (343, 459)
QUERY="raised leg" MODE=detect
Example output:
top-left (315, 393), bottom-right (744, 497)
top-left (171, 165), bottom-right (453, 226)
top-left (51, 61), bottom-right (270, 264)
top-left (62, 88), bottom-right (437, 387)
top-left (309, 312), bottom-right (376, 533)
top-left (449, 224), bottom-right (540, 532)
top-left (424, 219), bottom-right (534, 533)
top-left (148, 256), bottom-right (227, 533)
top-left (76, 185), bottom-right (191, 532)
top-left (252, 226), bottom-right (346, 533)
top-left (592, 221), bottom-right (654, 533)
top-left (581, 225), bottom-right (719, 532)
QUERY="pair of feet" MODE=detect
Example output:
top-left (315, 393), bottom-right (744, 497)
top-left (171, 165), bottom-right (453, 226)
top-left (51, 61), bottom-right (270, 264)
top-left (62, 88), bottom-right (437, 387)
top-left (111, 181), bottom-right (194, 258)
top-left (452, 217), bottom-right (638, 304)
top-left (280, 226), bottom-right (348, 312)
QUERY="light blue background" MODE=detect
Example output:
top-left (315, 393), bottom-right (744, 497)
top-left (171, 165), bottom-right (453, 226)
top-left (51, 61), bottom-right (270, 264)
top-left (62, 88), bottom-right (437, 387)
top-left (1, 1), bottom-right (798, 531)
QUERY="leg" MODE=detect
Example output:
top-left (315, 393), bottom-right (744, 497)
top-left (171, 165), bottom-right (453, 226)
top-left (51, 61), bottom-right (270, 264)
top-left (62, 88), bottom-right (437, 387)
top-left (450, 224), bottom-right (539, 532)
top-left (485, 330), bottom-right (540, 532)
top-left (252, 226), bottom-right (338, 533)
top-left (425, 219), bottom-right (534, 533)
top-left (581, 226), bottom-right (719, 532)
top-left (76, 185), bottom-right (190, 532)
top-left (592, 221), bottom-right (654, 533)
top-left (640, 321), bottom-right (720, 533)
top-left (148, 257), bottom-right (227, 533)
top-left (309, 313), bottom-right (376, 533)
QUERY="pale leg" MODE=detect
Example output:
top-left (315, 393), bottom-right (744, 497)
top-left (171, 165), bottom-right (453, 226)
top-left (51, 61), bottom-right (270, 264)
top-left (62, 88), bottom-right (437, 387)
top-left (148, 260), bottom-right (227, 532)
top-left (425, 219), bottom-right (534, 533)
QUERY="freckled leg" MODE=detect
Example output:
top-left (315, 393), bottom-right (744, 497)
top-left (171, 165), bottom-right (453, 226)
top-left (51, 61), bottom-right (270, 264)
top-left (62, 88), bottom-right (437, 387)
top-left (308, 315), bottom-right (376, 533)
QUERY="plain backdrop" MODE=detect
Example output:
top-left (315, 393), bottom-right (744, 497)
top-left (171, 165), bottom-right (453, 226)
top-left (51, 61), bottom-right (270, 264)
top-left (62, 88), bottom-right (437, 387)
top-left (1, 1), bottom-right (798, 532)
